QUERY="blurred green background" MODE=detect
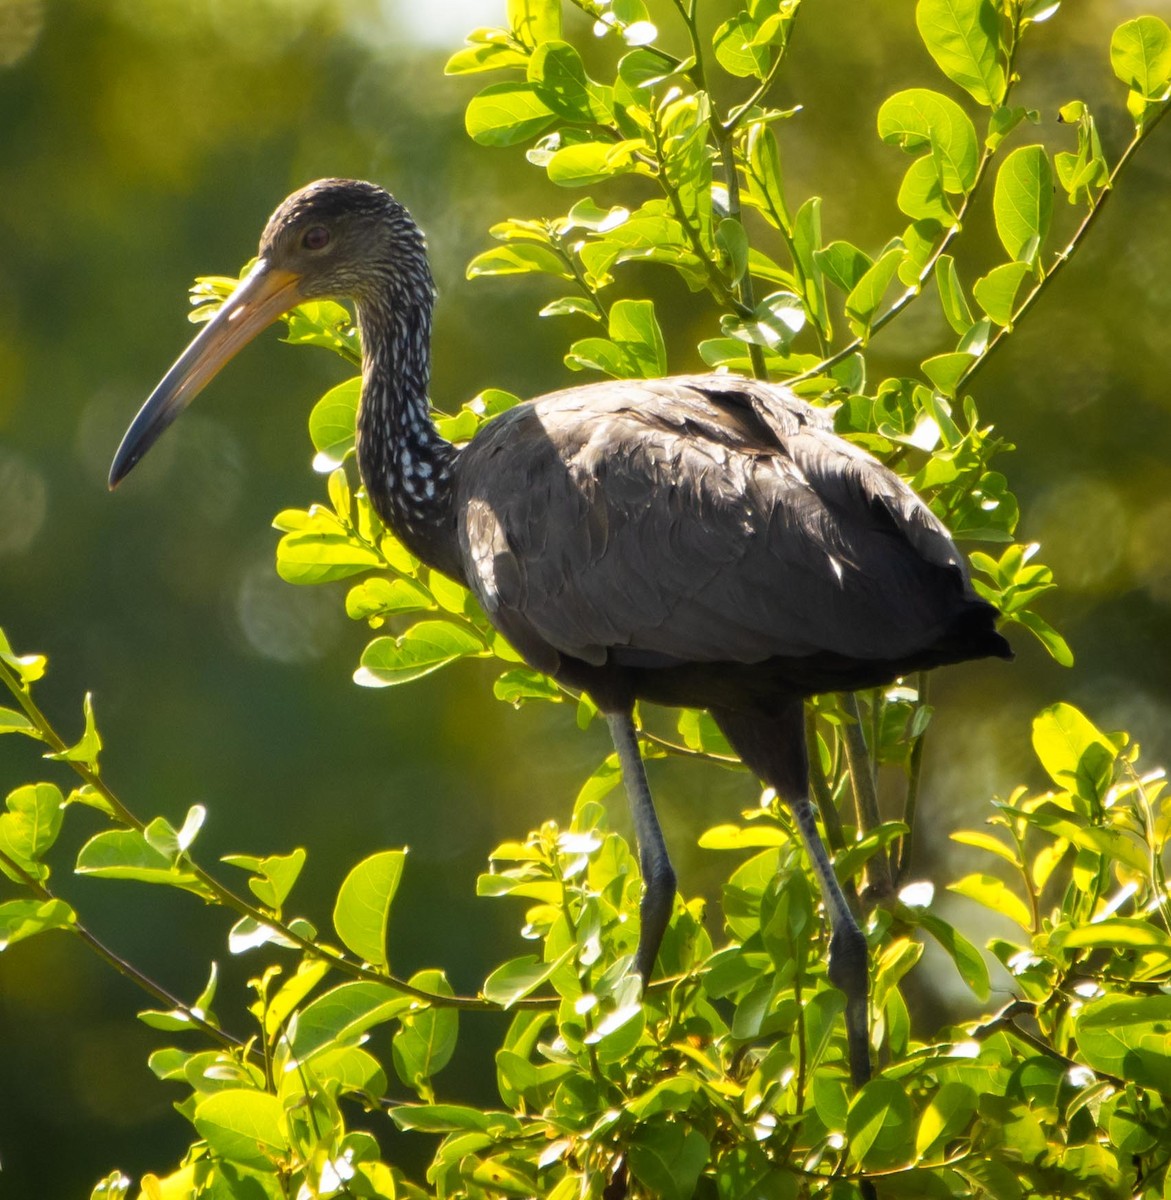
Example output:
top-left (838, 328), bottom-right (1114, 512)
top-left (0, 0), bottom-right (1167, 1192)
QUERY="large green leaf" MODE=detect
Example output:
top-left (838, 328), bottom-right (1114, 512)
top-left (193, 1090), bottom-right (289, 1167)
top-left (0, 897), bottom-right (75, 948)
top-left (847, 1079), bottom-right (914, 1170)
top-left (287, 980), bottom-right (413, 1063)
top-left (465, 82), bottom-right (557, 146)
top-left (877, 88), bottom-right (979, 192)
top-left (75, 829), bottom-right (211, 897)
top-left (0, 782), bottom-right (64, 881)
top-left (992, 145), bottom-right (1053, 263)
top-left (1110, 16), bottom-right (1171, 117)
top-left (1075, 994), bottom-right (1171, 1092)
top-left (916, 0), bottom-right (1005, 106)
top-left (332, 849), bottom-right (406, 969)
top-left (307, 377), bottom-right (360, 470)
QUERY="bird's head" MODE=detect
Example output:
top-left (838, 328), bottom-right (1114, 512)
top-left (108, 178), bottom-right (429, 489)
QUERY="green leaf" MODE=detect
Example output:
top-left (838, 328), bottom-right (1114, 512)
top-left (345, 577), bottom-right (435, 621)
top-left (0, 628), bottom-right (46, 687)
top-left (223, 848), bottom-right (307, 910)
top-left (1009, 608), bottom-right (1073, 666)
top-left (0, 707), bottom-right (38, 738)
top-left (493, 667), bottom-right (562, 706)
top-left (897, 155), bottom-right (955, 223)
top-left (915, 910), bottom-right (990, 999)
top-left (845, 247), bottom-right (906, 337)
top-left (275, 529), bottom-right (383, 585)
top-left (445, 39), bottom-right (530, 77)
top-left (992, 145), bottom-right (1053, 263)
top-left (332, 849), bottom-right (406, 969)
top-left (193, 1090), bottom-right (289, 1167)
top-left (973, 261), bottom-right (1030, 325)
top-left (935, 254), bottom-right (974, 334)
top-left (1075, 994), bottom-right (1171, 1092)
top-left (393, 969), bottom-right (458, 1097)
top-left (877, 88), bottom-right (979, 192)
top-left (354, 620), bottom-right (486, 687)
top-left (467, 242), bottom-right (573, 280)
top-left (1110, 17), bottom-right (1171, 112)
top-left (948, 872), bottom-right (1032, 929)
top-left (307, 377), bottom-right (360, 470)
top-left (509, 0), bottom-right (561, 48)
top-left (608, 298), bottom-right (668, 376)
top-left (1030, 703), bottom-right (1116, 794)
top-left (0, 782), bottom-right (64, 881)
top-left (714, 12), bottom-right (770, 79)
top-left (546, 139), bottom-right (644, 186)
top-left (628, 1119), bottom-right (711, 1200)
top-left (922, 351), bottom-right (973, 397)
top-left (46, 692), bottom-right (102, 771)
top-left (0, 897), bottom-right (75, 948)
top-left (814, 240), bottom-right (872, 294)
top-left (1058, 918), bottom-right (1171, 953)
top-left (528, 41), bottom-right (610, 124)
top-left (465, 82), bottom-right (557, 146)
top-left (716, 217), bottom-right (750, 284)
top-left (916, 0), bottom-right (1005, 107)
top-left (287, 981), bottom-right (413, 1063)
top-left (75, 829), bottom-right (212, 896)
top-left (846, 1079), bottom-right (914, 1169)
top-left (482, 954), bottom-right (561, 1006)
top-left (391, 1103), bottom-right (523, 1135)
top-left (914, 1080), bottom-right (978, 1156)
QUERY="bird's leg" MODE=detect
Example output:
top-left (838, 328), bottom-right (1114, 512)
top-left (786, 789), bottom-right (873, 1089)
top-left (712, 702), bottom-right (872, 1090)
top-left (606, 711), bottom-right (677, 983)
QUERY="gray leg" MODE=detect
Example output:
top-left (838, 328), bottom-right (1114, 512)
top-left (787, 791), bottom-right (872, 1089)
top-left (712, 702), bottom-right (873, 1091)
top-left (606, 712), bottom-right (677, 983)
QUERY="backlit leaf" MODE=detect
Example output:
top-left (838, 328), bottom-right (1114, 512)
top-left (992, 146), bottom-right (1053, 262)
top-left (332, 849), bottom-right (406, 969)
top-left (916, 0), bottom-right (1005, 107)
top-left (355, 621), bottom-right (486, 687)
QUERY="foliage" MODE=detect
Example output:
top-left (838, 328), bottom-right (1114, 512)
top-left (2, 2), bottom-right (1170, 1198)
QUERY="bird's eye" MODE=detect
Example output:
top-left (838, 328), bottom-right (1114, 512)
top-left (302, 225), bottom-right (330, 251)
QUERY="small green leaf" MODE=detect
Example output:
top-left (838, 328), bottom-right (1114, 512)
top-left (493, 668), bottom-right (562, 706)
top-left (46, 692), bottom-right (102, 771)
top-left (193, 1090), bottom-right (289, 1167)
top-left (355, 621), bottom-right (486, 687)
top-left (393, 969), bottom-right (458, 1098)
top-left (467, 242), bottom-right (573, 280)
top-left (973, 261), bottom-right (1031, 326)
top-left (0, 628), bottom-right (46, 687)
top-left (528, 41), bottom-right (610, 124)
top-left (445, 38), bottom-right (529, 77)
top-left (845, 247), bottom-right (906, 337)
top-left (716, 217), bottom-right (750, 283)
top-left (509, 0), bottom-right (561, 48)
top-left (275, 529), bottom-right (383, 585)
top-left (915, 910), bottom-right (990, 998)
top-left (0, 782), bottom-right (64, 881)
top-left (935, 254), bottom-right (974, 334)
top-left (332, 849), bottom-right (406, 969)
top-left (482, 954), bottom-right (561, 1006)
top-left (714, 12), bottom-right (770, 78)
top-left (922, 351), bottom-right (974, 397)
top-left (992, 145), bottom-right (1053, 263)
top-left (916, 0), bottom-right (1005, 106)
top-left (814, 240), bottom-right (872, 294)
top-left (391, 1104), bottom-right (523, 1135)
top-left (308, 377), bottom-right (360, 470)
top-left (0, 707), bottom-right (38, 738)
top-left (0, 897), bottom-right (74, 948)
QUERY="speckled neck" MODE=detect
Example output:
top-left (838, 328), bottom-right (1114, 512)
top-left (355, 297), bottom-right (463, 581)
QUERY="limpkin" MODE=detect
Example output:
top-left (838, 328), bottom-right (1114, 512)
top-left (110, 178), bottom-right (1011, 1089)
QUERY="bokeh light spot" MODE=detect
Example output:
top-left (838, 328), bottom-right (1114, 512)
top-left (0, 444), bottom-right (47, 555)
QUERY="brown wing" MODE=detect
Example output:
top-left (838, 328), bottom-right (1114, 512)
top-left (455, 375), bottom-right (979, 675)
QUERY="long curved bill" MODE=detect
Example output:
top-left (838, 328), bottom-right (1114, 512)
top-left (108, 260), bottom-right (305, 489)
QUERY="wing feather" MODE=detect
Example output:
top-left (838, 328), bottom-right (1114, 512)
top-left (456, 376), bottom-right (978, 672)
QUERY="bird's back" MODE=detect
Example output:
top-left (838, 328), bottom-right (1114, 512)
top-left (454, 375), bottom-right (1009, 698)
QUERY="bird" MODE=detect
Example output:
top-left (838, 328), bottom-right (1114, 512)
top-left (109, 178), bottom-right (1012, 1091)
